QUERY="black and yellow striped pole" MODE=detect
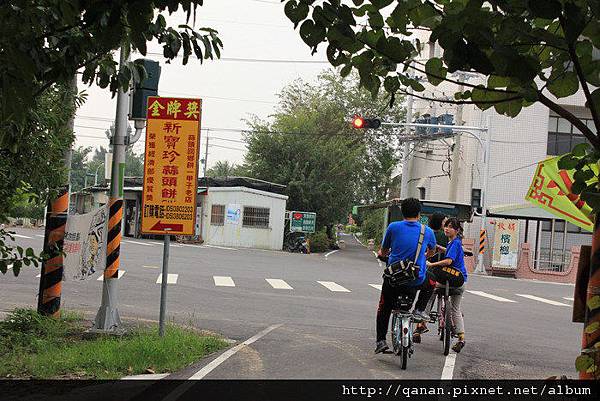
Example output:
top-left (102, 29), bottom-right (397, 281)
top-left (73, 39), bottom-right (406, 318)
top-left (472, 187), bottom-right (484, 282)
top-left (36, 187), bottom-right (69, 317)
top-left (479, 229), bottom-right (487, 255)
top-left (105, 199), bottom-right (123, 280)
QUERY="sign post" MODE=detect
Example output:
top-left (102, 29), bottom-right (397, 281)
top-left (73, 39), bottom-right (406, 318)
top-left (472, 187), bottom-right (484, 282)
top-left (289, 211), bottom-right (317, 233)
top-left (141, 96), bottom-right (202, 334)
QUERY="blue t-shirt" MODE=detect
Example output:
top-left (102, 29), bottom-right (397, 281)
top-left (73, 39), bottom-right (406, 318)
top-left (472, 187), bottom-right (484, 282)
top-left (445, 237), bottom-right (467, 282)
top-left (381, 220), bottom-right (436, 286)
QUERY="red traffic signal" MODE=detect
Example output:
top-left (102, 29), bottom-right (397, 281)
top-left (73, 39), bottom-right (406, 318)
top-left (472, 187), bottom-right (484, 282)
top-left (351, 116), bottom-right (381, 129)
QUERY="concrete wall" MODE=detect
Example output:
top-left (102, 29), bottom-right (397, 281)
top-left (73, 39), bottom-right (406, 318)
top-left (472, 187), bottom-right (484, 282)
top-left (200, 187), bottom-right (288, 250)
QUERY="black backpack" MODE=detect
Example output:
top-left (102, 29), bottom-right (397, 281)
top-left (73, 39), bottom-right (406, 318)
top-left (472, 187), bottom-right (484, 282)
top-left (382, 224), bottom-right (425, 287)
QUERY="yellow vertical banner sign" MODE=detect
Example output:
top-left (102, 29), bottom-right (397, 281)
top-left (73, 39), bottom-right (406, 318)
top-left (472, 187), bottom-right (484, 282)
top-left (141, 97), bottom-right (202, 235)
top-left (525, 157), bottom-right (594, 232)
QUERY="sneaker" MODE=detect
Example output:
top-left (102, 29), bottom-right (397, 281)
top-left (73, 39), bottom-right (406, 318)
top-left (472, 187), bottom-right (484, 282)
top-left (452, 340), bottom-right (465, 353)
top-left (413, 310), bottom-right (430, 322)
top-left (374, 340), bottom-right (389, 354)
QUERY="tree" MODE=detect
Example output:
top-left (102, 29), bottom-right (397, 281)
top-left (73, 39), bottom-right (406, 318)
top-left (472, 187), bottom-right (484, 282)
top-left (283, 0), bottom-right (599, 376)
top-left (242, 70), bottom-right (404, 231)
top-left (206, 161), bottom-right (245, 177)
top-left (1, 1), bottom-right (223, 147)
top-left (70, 147), bottom-right (93, 192)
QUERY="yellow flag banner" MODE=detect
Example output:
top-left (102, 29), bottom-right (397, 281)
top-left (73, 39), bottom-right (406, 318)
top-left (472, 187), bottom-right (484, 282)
top-left (525, 156), bottom-right (594, 232)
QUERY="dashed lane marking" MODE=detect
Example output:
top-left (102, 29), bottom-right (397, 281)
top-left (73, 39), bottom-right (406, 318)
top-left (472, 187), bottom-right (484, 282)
top-left (214, 276), bottom-right (235, 287)
top-left (317, 281), bottom-right (351, 292)
top-left (265, 279), bottom-right (293, 290)
top-left (156, 273), bottom-right (179, 284)
top-left (12, 234), bottom-right (33, 239)
top-left (35, 235), bottom-right (45, 238)
top-left (515, 294), bottom-right (570, 307)
top-left (122, 240), bottom-right (154, 247)
top-left (369, 284), bottom-right (382, 291)
top-left (466, 290), bottom-right (517, 303)
top-left (562, 297), bottom-right (574, 301)
top-left (97, 270), bottom-right (126, 281)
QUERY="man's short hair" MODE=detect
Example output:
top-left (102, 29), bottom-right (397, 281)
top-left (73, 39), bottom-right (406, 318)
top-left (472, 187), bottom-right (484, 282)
top-left (429, 212), bottom-right (446, 231)
top-left (401, 198), bottom-right (421, 219)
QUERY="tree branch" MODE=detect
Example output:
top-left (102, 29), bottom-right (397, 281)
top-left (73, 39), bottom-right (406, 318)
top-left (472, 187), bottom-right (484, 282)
top-left (396, 88), bottom-right (522, 105)
top-left (538, 92), bottom-right (600, 149)
top-left (560, 18), bottom-right (600, 134)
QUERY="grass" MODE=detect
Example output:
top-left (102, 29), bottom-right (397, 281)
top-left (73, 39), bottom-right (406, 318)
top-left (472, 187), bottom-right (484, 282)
top-left (0, 308), bottom-right (228, 379)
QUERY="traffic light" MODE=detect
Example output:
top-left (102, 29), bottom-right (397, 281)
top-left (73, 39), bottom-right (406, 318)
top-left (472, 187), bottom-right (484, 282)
top-left (131, 59), bottom-right (161, 120)
top-left (351, 116), bottom-right (381, 129)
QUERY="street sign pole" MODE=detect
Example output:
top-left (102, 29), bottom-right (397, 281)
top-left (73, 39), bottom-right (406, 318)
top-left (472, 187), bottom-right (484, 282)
top-left (158, 228), bottom-right (171, 337)
top-left (93, 46), bottom-right (128, 332)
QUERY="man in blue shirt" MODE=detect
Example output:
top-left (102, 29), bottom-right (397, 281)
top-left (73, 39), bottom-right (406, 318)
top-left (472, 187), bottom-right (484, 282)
top-left (375, 198), bottom-right (436, 354)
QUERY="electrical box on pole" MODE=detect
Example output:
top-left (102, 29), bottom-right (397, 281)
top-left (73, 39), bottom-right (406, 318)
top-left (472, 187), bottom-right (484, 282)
top-left (130, 59), bottom-right (161, 120)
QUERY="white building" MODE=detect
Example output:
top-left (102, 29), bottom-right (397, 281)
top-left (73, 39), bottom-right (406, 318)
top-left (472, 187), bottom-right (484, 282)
top-left (199, 185), bottom-right (288, 250)
top-left (401, 40), bottom-right (594, 271)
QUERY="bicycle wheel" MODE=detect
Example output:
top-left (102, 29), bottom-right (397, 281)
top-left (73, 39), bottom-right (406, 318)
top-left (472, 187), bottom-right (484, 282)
top-left (401, 345), bottom-right (408, 370)
top-left (443, 296), bottom-right (451, 356)
top-left (391, 314), bottom-right (400, 355)
top-left (437, 294), bottom-right (444, 341)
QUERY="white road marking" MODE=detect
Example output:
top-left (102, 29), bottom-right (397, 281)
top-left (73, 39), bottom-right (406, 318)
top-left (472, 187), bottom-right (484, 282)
top-left (143, 265), bottom-right (160, 269)
top-left (181, 244), bottom-right (204, 248)
top-left (204, 244), bottom-right (237, 251)
top-left (35, 235), bottom-right (45, 238)
top-left (213, 276), bottom-right (235, 287)
top-left (12, 234), bottom-right (33, 239)
top-left (516, 294), bottom-right (570, 307)
top-left (188, 324), bottom-right (283, 380)
top-left (317, 281), bottom-right (351, 292)
top-left (36, 273), bottom-right (41, 278)
top-left (156, 273), bottom-right (179, 284)
top-left (324, 250), bottom-right (339, 258)
top-left (266, 279), bottom-right (293, 290)
top-left (369, 284), bottom-right (382, 291)
top-left (441, 353), bottom-right (457, 380)
top-left (97, 270), bottom-right (126, 281)
top-left (6, 264), bottom-right (13, 270)
top-left (149, 242), bottom-right (163, 246)
top-left (466, 290), bottom-right (517, 303)
top-left (122, 240), bottom-right (153, 247)
top-left (122, 373), bottom-right (169, 380)
top-left (563, 297), bottom-right (574, 301)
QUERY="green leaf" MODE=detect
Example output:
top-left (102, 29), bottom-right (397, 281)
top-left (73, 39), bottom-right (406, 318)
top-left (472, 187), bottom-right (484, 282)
top-left (575, 355), bottom-right (594, 372)
top-left (340, 64), bottom-right (352, 77)
top-left (581, 191), bottom-right (600, 212)
top-left (300, 20), bottom-right (326, 48)
top-left (425, 58), bottom-right (447, 86)
top-left (285, 0), bottom-right (309, 28)
top-left (572, 142), bottom-right (591, 157)
top-left (558, 155), bottom-right (578, 170)
top-left (547, 71), bottom-right (580, 98)
top-left (384, 76), bottom-right (399, 93)
top-left (588, 296), bottom-right (600, 311)
top-left (527, 0), bottom-right (562, 20)
top-left (26, 247), bottom-right (35, 258)
top-left (584, 321), bottom-right (600, 334)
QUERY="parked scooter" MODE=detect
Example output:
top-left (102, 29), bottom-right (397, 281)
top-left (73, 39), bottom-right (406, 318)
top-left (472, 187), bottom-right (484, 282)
top-left (286, 234), bottom-right (309, 253)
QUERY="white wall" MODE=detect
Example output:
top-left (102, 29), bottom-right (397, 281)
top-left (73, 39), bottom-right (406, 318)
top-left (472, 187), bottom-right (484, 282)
top-left (200, 187), bottom-right (288, 250)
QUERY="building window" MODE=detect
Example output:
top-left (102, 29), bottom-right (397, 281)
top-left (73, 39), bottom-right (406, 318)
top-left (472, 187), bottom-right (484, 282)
top-left (243, 206), bottom-right (270, 228)
top-left (211, 204), bottom-right (225, 225)
top-left (418, 187), bottom-right (426, 200)
top-left (547, 116), bottom-right (593, 155)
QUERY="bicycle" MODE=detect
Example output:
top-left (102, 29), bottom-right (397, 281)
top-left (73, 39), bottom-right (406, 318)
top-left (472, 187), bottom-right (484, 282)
top-left (432, 280), bottom-right (461, 356)
top-left (389, 294), bottom-right (416, 370)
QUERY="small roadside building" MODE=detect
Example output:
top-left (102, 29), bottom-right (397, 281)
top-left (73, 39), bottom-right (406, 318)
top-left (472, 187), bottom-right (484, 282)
top-left (85, 176), bottom-right (289, 251)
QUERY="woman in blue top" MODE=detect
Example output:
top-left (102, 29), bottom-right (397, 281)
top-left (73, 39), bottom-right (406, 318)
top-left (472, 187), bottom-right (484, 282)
top-left (426, 217), bottom-right (467, 353)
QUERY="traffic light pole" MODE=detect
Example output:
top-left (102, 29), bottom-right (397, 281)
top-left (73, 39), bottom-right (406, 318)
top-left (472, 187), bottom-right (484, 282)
top-left (400, 87), bottom-right (413, 198)
top-left (92, 46), bottom-right (129, 332)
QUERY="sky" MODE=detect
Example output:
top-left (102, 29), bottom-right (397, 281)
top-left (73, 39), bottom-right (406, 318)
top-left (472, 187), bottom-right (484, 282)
top-left (73, 0), bottom-right (331, 169)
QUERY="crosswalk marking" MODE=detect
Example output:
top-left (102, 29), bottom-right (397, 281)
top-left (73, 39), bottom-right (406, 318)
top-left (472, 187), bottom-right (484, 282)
top-left (266, 279), bottom-right (293, 290)
top-left (12, 234), bottom-right (33, 239)
top-left (369, 284), bottom-right (382, 291)
top-left (97, 271), bottom-right (126, 281)
top-left (214, 276), bottom-right (235, 287)
top-left (516, 294), bottom-right (570, 307)
top-left (563, 297), bottom-right (574, 301)
top-left (466, 290), bottom-right (517, 303)
top-left (156, 273), bottom-right (178, 284)
top-left (317, 281), bottom-right (351, 292)
top-left (122, 240), bottom-right (153, 247)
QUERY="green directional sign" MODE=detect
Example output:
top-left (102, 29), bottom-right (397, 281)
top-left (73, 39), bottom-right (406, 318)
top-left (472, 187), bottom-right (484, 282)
top-left (290, 211), bottom-right (316, 233)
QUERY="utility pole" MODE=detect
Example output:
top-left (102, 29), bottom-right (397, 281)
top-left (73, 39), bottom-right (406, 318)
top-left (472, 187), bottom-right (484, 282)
top-left (474, 116), bottom-right (492, 274)
top-left (400, 73), bottom-right (414, 198)
top-left (93, 46), bottom-right (129, 332)
top-left (37, 75), bottom-right (77, 317)
top-left (448, 73), bottom-right (465, 202)
top-left (203, 132), bottom-right (209, 178)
